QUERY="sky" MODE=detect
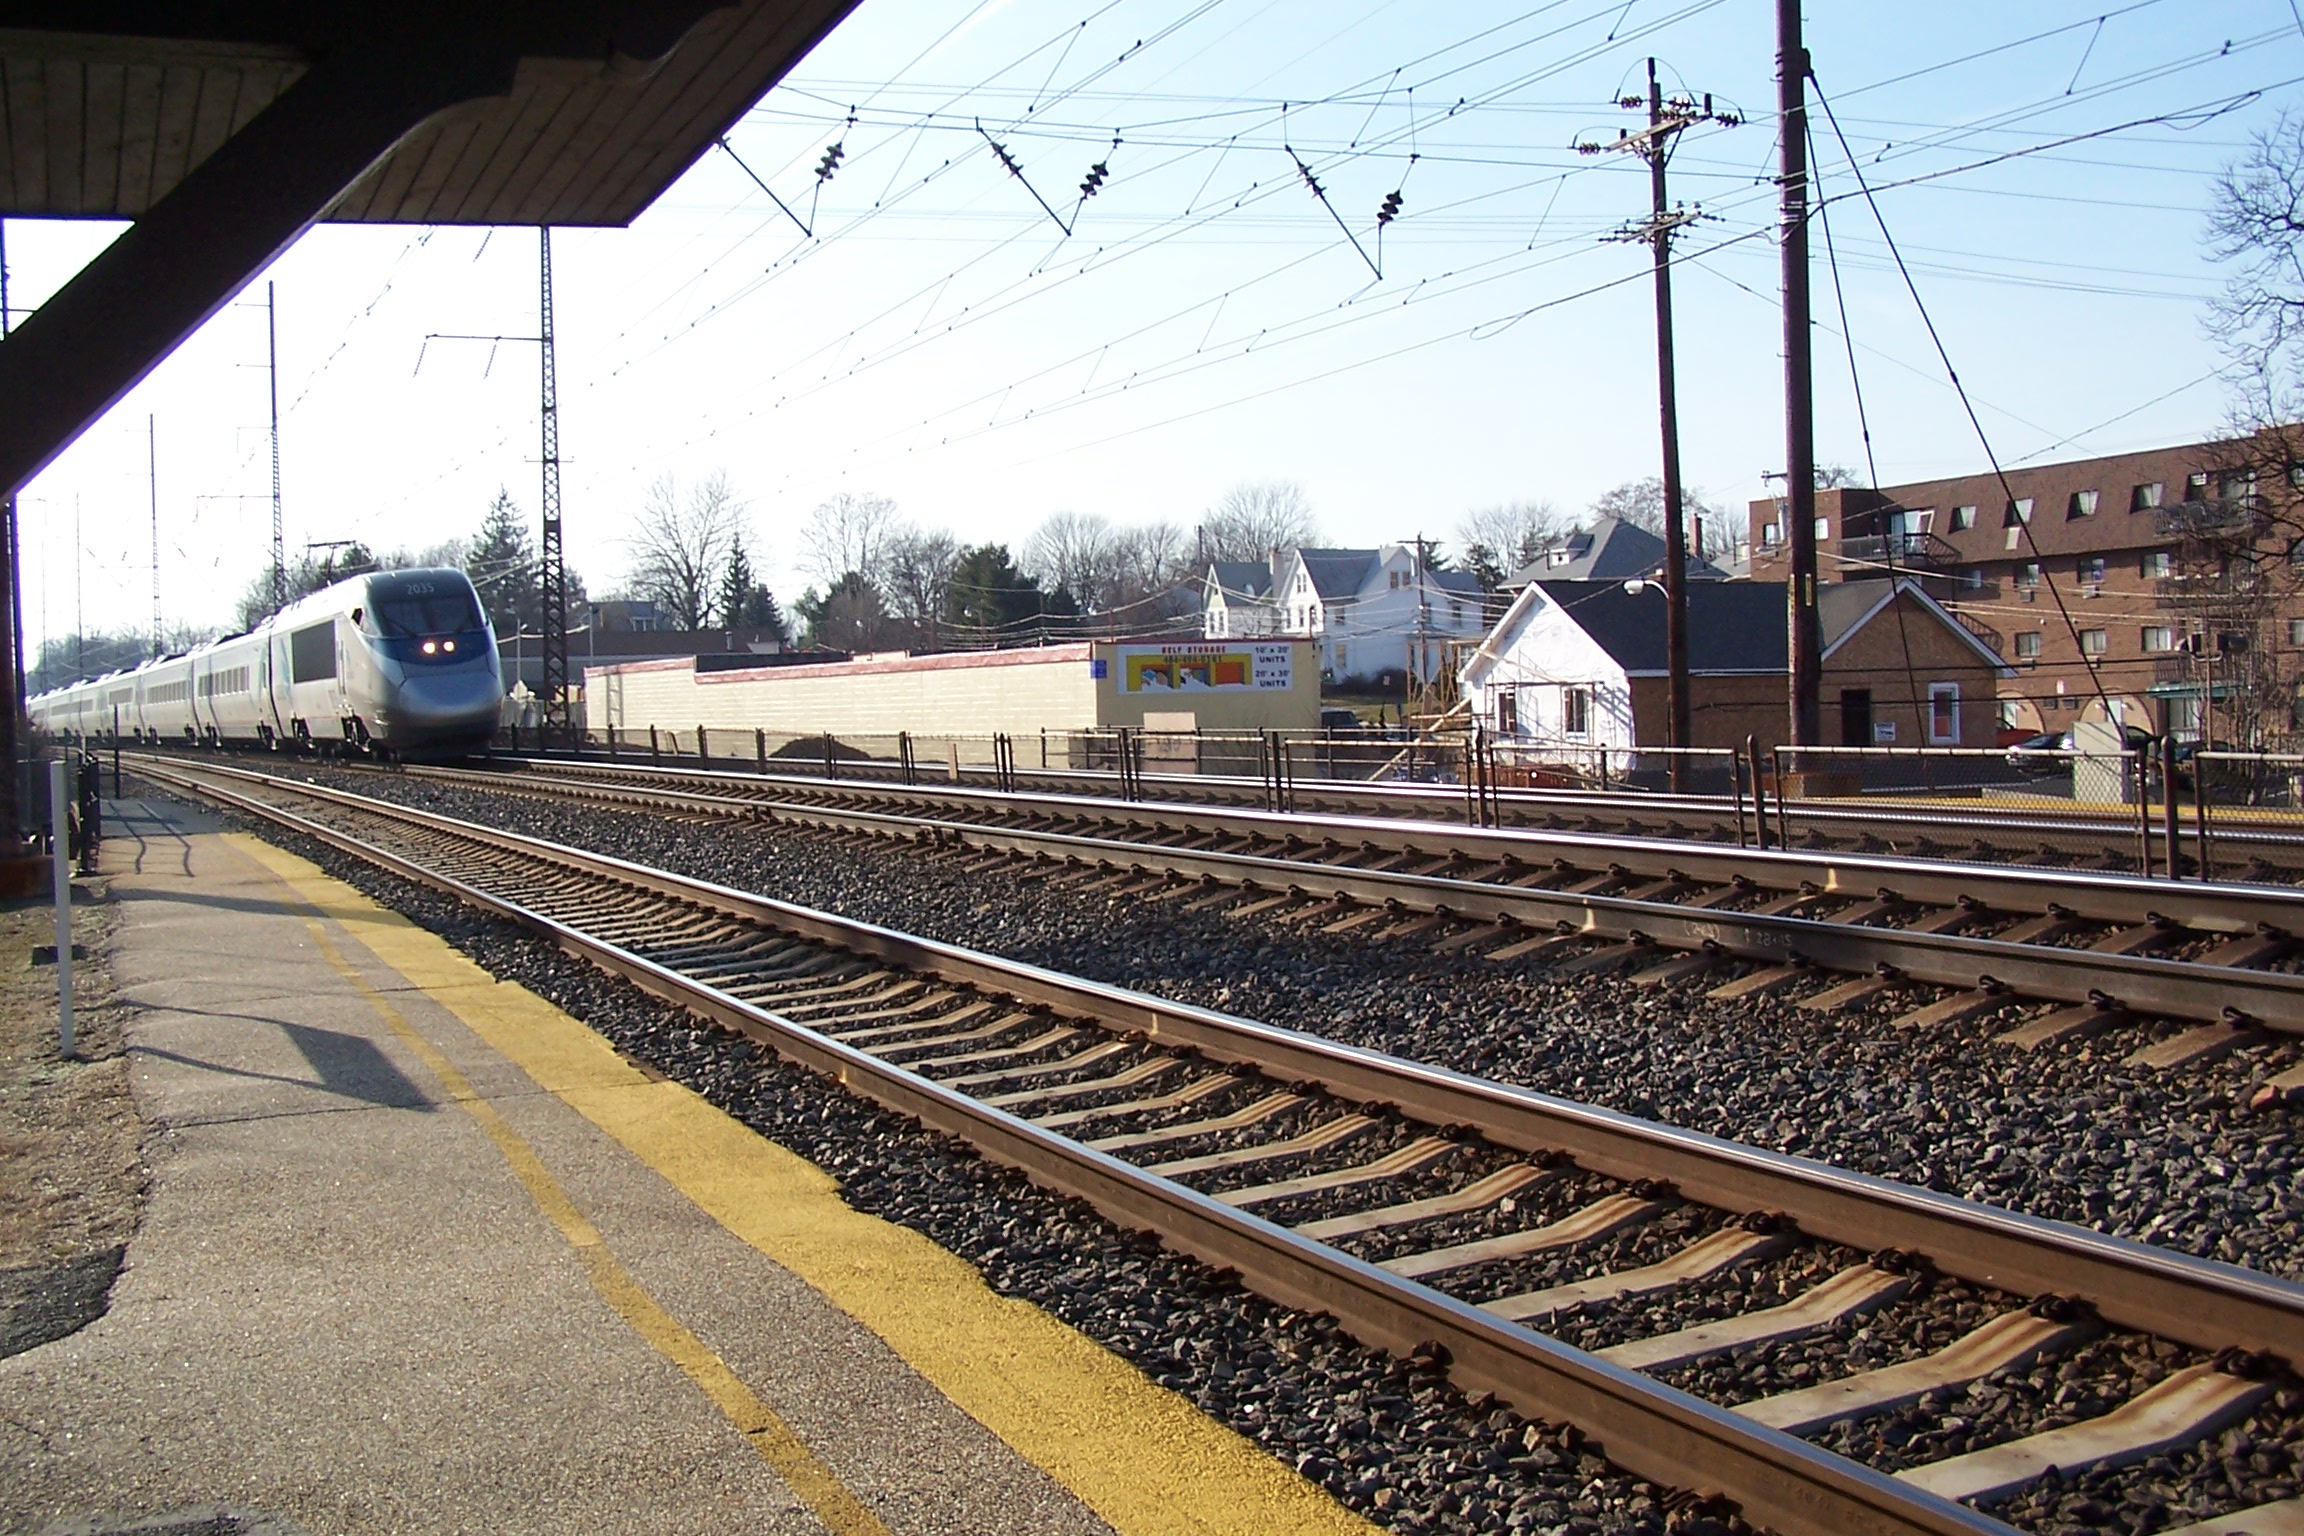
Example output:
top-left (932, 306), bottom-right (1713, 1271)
top-left (5, 0), bottom-right (2298, 653)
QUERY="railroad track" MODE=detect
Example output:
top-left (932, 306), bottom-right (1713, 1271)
top-left (216, 752), bottom-right (2304, 1093)
top-left (484, 742), bottom-right (2304, 880)
top-left (134, 756), bottom-right (2304, 1536)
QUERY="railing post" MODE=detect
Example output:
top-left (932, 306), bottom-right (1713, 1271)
top-left (509, 721), bottom-right (520, 755)
top-left (697, 724), bottom-right (709, 765)
top-left (2194, 751), bottom-right (2213, 881)
top-left (2133, 749), bottom-right (2150, 877)
top-left (756, 727), bottom-right (767, 773)
top-left (824, 731), bottom-right (836, 781)
top-left (2161, 735), bottom-right (2182, 879)
top-left (1731, 746), bottom-right (1748, 848)
top-left (648, 725), bottom-right (659, 765)
top-left (1746, 734), bottom-right (1770, 851)
top-left (607, 723), bottom-right (619, 759)
top-left (1772, 746), bottom-right (1791, 849)
top-left (898, 731), bottom-right (914, 785)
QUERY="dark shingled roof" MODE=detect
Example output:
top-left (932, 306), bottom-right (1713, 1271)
top-left (1530, 578), bottom-right (1927, 674)
top-left (1291, 549), bottom-right (1380, 599)
top-left (1509, 517), bottom-right (1728, 586)
top-left (1207, 561), bottom-right (1274, 599)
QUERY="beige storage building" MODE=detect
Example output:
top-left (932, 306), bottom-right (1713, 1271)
top-left (585, 639), bottom-right (1322, 741)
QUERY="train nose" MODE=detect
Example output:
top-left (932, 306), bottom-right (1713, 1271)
top-left (385, 669), bottom-right (504, 732)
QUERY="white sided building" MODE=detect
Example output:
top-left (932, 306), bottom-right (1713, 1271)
top-left (1202, 545), bottom-right (1486, 686)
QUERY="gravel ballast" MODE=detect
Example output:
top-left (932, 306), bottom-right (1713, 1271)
top-left (282, 767), bottom-right (2304, 1284)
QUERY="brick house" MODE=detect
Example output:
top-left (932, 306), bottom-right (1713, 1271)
top-left (1746, 430), bottom-right (2304, 743)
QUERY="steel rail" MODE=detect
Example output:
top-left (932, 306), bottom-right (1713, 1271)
top-left (459, 755), bottom-right (2304, 934)
top-left (143, 757), bottom-right (2304, 1368)
top-left (494, 745), bottom-right (2304, 862)
top-left (358, 758), bottom-right (2304, 1031)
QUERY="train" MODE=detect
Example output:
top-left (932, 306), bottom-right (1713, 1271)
top-left (29, 568), bottom-right (504, 758)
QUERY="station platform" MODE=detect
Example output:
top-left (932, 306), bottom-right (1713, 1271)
top-left (0, 799), bottom-right (1369, 1536)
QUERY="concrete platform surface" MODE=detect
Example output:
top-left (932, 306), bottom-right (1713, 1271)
top-left (0, 799), bottom-right (1370, 1536)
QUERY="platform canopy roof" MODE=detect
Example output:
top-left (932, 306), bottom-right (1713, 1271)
top-left (0, 2), bottom-right (859, 225)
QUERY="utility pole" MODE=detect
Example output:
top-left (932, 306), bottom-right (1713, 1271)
top-left (538, 227), bottom-right (569, 745)
top-left (148, 415), bottom-right (161, 656)
top-left (1583, 60), bottom-right (1737, 790)
top-left (0, 215), bottom-right (19, 845)
top-left (1779, 0), bottom-right (1821, 751)
top-left (268, 281), bottom-right (285, 614)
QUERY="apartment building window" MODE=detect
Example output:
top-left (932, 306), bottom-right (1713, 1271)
top-left (1928, 683), bottom-right (1960, 744)
top-left (2068, 488), bottom-right (2099, 518)
top-left (2005, 497), bottom-right (2034, 525)
top-left (2141, 550), bottom-right (2172, 579)
top-left (2222, 469), bottom-right (2259, 508)
top-left (2131, 482), bottom-right (2164, 511)
top-left (1950, 504), bottom-right (1977, 531)
top-left (1814, 516), bottom-right (1831, 540)
top-left (2290, 616), bottom-right (2304, 647)
top-left (2080, 628), bottom-right (2109, 658)
top-left (1563, 686), bottom-right (1591, 737)
top-left (2185, 471), bottom-right (2211, 501)
top-left (1761, 520), bottom-right (1782, 547)
top-left (1960, 567), bottom-right (1985, 589)
top-left (2078, 556), bottom-right (2106, 586)
top-left (2142, 625), bottom-right (2174, 653)
top-left (2289, 537), bottom-right (2304, 569)
top-left (2014, 631), bottom-right (2043, 659)
top-left (2289, 462), bottom-right (2304, 489)
top-left (2017, 562), bottom-right (2042, 589)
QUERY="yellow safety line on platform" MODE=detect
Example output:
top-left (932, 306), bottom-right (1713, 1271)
top-left (292, 912), bottom-right (892, 1536)
top-left (226, 833), bottom-right (1372, 1536)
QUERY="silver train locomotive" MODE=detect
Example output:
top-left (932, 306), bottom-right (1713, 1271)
top-left (30, 568), bottom-right (504, 758)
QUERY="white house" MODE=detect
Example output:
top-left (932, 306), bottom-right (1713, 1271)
top-left (1207, 545), bottom-right (1486, 684)
top-left (1460, 576), bottom-right (2012, 755)
top-left (1202, 561), bottom-right (1278, 639)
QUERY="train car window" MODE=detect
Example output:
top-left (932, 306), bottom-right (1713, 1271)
top-left (367, 584), bottom-right (481, 638)
top-left (290, 622), bottom-right (336, 682)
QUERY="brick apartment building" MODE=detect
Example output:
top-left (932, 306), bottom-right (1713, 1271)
top-left (1747, 431), bottom-right (2304, 745)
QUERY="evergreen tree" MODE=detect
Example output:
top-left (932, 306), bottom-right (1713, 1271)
top-left (717, 538), bottom-right (757, 628)
top-left (945, 543), bottom-right (1043, 639)
top-left (740, 584), bottom-right (789, 640)
top-left (466, 488), bottom-right (542, 638)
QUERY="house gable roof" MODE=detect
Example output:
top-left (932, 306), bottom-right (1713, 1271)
top-left (1507, 517), bottom-right (1729, 586)
top-left (1820, 579), bottom-right (2016, 675)
top-left (1289, 548), bottom-right (1380, 599)
top-left (1205, 561), bottom-right (1273, 601)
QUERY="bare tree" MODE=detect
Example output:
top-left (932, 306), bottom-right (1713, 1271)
top-left (1200, 480), bottom-right (1317, 563)
top-left (625, 471), bottom-right (745, 630)
top-left (1588, 476), bottom-right (1723, 538)
top-left (800, 491), bottom-right (901, 591)
top-left (1022, 511), bottom-right (1115, 604)
top-left (1456, 501), bottom-right (1569, 579)
top-left (881, 527), bottom-right (964, 647)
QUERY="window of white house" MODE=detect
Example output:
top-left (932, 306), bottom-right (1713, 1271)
top-left (1332, 644), bottom-right (1347, 671)
top-left (2080, 628), bottom-right (2108, 657)
top-left (2131, 482), bottom-right (2164, 511)
top-left (1449, 601), bottom-right (1464, 625)
top-left (2078, 555), bottom-right (2106, 585)
top-left (1928, 683), bottom-right (1960, 744)
top-left (1951, 504), bottom-right (1977, 530)
top-left (1497, 690), bottom-right (1518, 735)
top-left (2015, 631), bottom-right (2043, 659)
top-left (2068, 489), bottom-right (2099, 518)
top-left (2017, 562), bottom-right (2042, 588)
top-left (2141, 550), bottom-right (2172, 579)
top-left (2142, 626), bottom-right (2174, 652)
top-left (1388, 571), bottom-right (1400, 589)
top-left (1563, 686), bottom-right (1591, 737)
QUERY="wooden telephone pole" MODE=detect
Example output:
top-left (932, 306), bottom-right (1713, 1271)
top-left (1779, 0), bottom-right (1821, 751)
top-left (1582, 59), bottom-right (1737, 788)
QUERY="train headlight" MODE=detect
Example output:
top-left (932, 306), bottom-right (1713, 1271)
top-left (444, 639), bottom-right (456, 653)
top-left (422, 640), bottom-right (437, 655)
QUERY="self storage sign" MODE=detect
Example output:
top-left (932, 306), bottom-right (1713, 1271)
top-left (1114, 643), bottom-right (1292, 692)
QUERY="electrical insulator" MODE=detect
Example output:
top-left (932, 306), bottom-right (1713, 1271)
top-left (816, 142), bottom-right (845, 182)
top-left (1377, 190), bottom-right (1403, 226)
top-left (1079, 161), bottom-right (1109, 198)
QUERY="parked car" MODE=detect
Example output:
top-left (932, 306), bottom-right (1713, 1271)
top-left (2004, 730), bottom-right (2070, 774)
top-left (1318, 706), bottom-right (1365, 733)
